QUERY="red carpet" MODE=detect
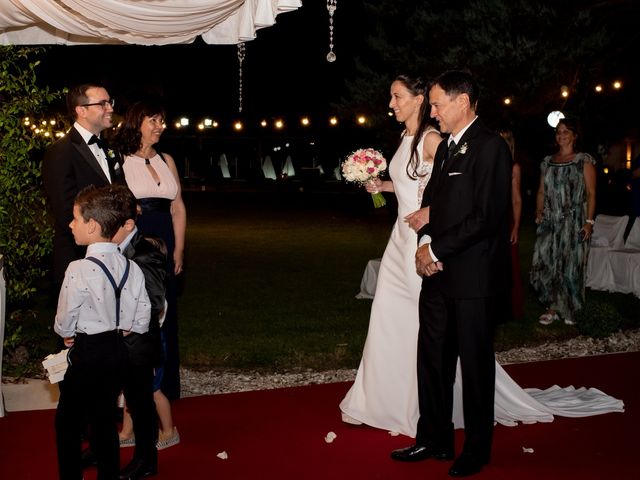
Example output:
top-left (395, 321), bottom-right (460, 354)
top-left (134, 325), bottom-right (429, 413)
top-left (1, 352), bottom-right (636, 479)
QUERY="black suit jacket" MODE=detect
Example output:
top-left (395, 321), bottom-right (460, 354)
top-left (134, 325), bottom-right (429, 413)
top-left (42, 126), bottom-right (126, 284)
top-left (122, 231), bottom-right (167, 330)
top-left (418, 118), bottom-right (511, 298)
top-left (122, 230), bottom-right (167, 367)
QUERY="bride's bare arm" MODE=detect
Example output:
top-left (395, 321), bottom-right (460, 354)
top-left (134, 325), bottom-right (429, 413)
top-left (422, 129), bottom-right (443, 164)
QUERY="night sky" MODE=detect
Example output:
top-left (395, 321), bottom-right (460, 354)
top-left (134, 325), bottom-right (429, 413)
top-left (28, 0), bottom-right (640, 170)
top-left (34, 2), bottom-right (364, 122)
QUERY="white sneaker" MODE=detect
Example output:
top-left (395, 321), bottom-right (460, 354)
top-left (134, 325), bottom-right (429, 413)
top-left (539, 312), bottom-right (558, 325)
top-left (156, 427), bottom-right (180, 450)
top-left (119, 435), bottom-right (135, 448)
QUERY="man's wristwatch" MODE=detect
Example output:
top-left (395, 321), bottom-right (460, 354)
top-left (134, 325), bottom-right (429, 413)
top-left (586, 219), bottom-right (595, 225)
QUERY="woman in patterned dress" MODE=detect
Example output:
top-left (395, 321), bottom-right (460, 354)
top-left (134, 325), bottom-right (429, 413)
top-left (530, 118), bottom-right (596, 325)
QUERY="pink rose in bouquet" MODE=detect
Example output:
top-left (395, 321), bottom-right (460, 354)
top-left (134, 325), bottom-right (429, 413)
top-left (341, 148), bottom-right (387, 208)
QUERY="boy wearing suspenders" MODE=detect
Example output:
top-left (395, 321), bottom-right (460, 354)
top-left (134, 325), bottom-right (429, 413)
top-left (54, 185), bottom-right (151, 480)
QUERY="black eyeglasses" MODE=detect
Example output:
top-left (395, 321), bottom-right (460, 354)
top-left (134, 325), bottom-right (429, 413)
top-left (80, 99), bottom-right (115, 108)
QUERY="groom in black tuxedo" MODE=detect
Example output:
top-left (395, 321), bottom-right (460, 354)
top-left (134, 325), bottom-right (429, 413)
top-left (391, 71), bottom-right (511, 477)
top-left (43, 84), bottom-right (127, 470)
top-left (43, 83), bottom-right (126, 286)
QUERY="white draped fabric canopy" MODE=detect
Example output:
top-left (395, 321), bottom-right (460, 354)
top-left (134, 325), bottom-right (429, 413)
top-left (0, 0), bottom-right (302, 45)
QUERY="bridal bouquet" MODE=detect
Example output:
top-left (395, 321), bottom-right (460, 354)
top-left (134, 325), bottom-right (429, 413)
top-left (342, 148), bottom-right (387, 208)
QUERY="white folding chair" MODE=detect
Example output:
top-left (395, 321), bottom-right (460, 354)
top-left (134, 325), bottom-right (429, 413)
top-left (218, 153), bottom-right (231, 178)
top-left (607, 217), bottom-right (640, 297)
top-left (282, 155), bottom-right (295, 177)
top-left (262, 156), bottom-right (277, 180)
top-left (586, 214), bottom-right (629, 291)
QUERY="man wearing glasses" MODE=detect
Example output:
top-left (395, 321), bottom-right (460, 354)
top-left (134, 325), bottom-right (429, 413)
top-left (42, 83), bottom-right (129, 472)
top-left (43, 83), bottom-right (127, 288)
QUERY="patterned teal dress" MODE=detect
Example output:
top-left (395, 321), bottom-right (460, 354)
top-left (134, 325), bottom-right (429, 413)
top-left (530, 153), bottom-right (595, 322)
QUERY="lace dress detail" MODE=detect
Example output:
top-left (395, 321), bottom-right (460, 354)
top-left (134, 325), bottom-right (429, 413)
top-left (339, 139), bottom-right (622, 437)
top-left (416, 128), bottom-right (438, 205)
top-left (417, 161), bottom-right (433, 205)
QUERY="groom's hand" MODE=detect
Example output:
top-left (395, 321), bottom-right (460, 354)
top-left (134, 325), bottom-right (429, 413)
top-left (416, 244), bottom-right (443, 276)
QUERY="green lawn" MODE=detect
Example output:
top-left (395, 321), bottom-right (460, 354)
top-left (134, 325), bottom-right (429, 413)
top-left (6, 186), bottom-right (639, 378)
top-left (177, 189), bottom-right (391, 370)
top-left (176, 188), bottom-right (640, 371)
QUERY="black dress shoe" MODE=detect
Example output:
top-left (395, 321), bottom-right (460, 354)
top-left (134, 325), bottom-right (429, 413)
top-left (448, 454), bottom-right (488, 477)
top-left (391, 444), bottom-right (455, 462)
top-left (119, 458), bottom-right (158, 480)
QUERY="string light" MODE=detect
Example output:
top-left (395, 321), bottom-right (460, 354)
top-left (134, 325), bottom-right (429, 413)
top-left (237, 42), bottom-right (246, 112)
top-left (22, 116), bottom-right (67, 138)
top-left (168, 115), bottom-right (384, 130)
top-left (326, 0), bottom-right (337, 62)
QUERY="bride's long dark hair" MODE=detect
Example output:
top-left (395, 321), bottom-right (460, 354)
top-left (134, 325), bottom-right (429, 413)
top-left (393, 75), bottom-right (437, 180)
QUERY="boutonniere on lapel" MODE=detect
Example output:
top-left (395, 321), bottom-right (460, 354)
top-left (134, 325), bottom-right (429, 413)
top-left (454, 142), bottom-right (468, 158)
top-left (106, 148), bottom-right (116, 160)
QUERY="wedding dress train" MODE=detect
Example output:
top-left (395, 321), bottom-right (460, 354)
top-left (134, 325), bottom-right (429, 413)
top-left (339, 133), bottom-right (624, 438)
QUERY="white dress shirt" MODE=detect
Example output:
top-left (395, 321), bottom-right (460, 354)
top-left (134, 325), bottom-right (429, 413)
top-left (118, 226), bottom-right (138, 252)
top-left (54, 242), bottom-right (150, 337)
top-left (74, 122), bottom-right (111, 182)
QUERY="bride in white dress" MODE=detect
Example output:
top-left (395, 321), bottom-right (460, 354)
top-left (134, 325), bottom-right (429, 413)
top-left (339, 75), bottom-right (624, 438)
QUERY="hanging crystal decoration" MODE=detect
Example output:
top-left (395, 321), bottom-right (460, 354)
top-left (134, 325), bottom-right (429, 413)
top-left (326, 0), bottom-right (337, 62)
top-left (237, 42), bottom-right (246, 112)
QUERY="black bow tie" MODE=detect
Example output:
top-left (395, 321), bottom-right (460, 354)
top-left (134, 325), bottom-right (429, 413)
top-left (88, 134), bottom-right (106, 150)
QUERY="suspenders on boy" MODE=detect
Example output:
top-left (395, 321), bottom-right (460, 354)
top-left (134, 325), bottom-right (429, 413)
top-left (85, 256), bottom-right (130, 330)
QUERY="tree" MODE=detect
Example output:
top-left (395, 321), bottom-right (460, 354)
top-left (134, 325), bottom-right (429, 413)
top-left (340, 0), bottom-right (618, 136)
top-left (0, 46), bottom-right (63, 304)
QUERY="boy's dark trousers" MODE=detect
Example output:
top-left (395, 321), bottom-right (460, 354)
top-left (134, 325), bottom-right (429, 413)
top-left (120, 230), bottom-right (167, 471)
top-left (121, 332), bottom-right (159, 469)
top-left (56, 331), bottom-right (125, 480)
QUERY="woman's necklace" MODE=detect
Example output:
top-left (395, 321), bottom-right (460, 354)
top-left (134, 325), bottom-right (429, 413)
top-left (136, 147), bottom-right (161, 185)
